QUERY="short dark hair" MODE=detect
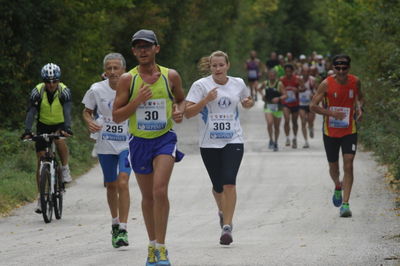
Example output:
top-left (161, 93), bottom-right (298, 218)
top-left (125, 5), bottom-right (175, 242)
top-left (332, 54), bottom-right (351, 65)
top-left (284, 63), bottom-right (294, 71)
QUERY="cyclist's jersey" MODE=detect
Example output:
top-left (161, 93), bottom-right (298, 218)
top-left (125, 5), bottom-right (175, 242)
top-left (186, 75), bottom-right (249, 148)
top-left (82, 79), bottom-right (129, 155)
top-left (128, 65), bottom-right (174, 139)
top-left (323, 74), bottom-right (359, 138)
top-left (31, 83), bottom-right (71, 125)
top-left (299, 76), bottom-right (315, 106)
top-left (246, 60), bottom-right (259, 80)
top-left (263, 79), bottom-right (283, 111)
top-left (280, 75), bottom-right (299, 107)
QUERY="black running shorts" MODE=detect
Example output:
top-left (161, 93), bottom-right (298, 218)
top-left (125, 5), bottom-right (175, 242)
top-left (35, 121), bottom-right (64, 152)
top-left (200, 143), bottom-right (244, 193)
top-left (323, 133), bottom-right (357, 163)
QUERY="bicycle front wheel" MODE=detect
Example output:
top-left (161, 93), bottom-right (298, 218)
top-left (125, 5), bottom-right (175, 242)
top-left (53, 165), bottom-right (63, 220)
top-left (40, 164), bottom-right (53, 223)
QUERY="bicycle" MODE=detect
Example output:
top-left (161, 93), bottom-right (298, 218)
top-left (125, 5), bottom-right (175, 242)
top-left (25, 133), bottom-right (65, 223)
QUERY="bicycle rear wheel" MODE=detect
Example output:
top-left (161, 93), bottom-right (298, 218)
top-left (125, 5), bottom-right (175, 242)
top-left (40, 164), bottom-right (53, 223)
top-left (53, 165), bottom-right (63, 220)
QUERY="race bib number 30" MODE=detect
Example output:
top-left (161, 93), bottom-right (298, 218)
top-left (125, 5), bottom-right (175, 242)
top-left (209, 113), bottom-right (234, 139)
top-left (329, 106), bottom-right (350, 128)
top-left (136, 99), bottom-right (167, 131)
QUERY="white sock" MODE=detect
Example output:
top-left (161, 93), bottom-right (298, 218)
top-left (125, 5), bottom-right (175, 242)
top-left (119, 223), bottom-right (127, 231)
top-left (149, 240), bottom-right (156, 247)
top-left (223, 224), bottom-right (231, 230)
top-left (112, 217), bottom-right (119, 225)
top-left (156, 243), bottom-right (166, 249)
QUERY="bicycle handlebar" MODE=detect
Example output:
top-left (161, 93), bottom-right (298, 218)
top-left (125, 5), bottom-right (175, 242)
top-left (23, 133), bottom-right (66, 142)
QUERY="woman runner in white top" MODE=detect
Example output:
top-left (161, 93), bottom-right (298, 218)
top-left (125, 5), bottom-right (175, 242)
top-left (82, 53), bottom-right (131, 248)
top-left (185, 50), bottom-right (253, 246)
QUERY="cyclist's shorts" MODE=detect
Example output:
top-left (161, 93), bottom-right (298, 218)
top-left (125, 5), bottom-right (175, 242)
top-left (35, 121), bottom-right (64, 152)
top-left (127, 130), bottom-right (184, 175)
top-left (323, 133), bottom-right (357, 163)
top-left (264, 108), bottom-right (283, 118)
top-left (98, 150), bottom-right (131, 183)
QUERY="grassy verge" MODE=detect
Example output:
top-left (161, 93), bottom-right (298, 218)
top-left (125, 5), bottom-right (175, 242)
top-left (0, 116), bottom-right (96, 215)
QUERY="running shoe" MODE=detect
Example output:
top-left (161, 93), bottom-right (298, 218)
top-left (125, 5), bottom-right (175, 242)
top-left (115, 229), bottom-right (129, 247)
top-left (273, 143), bottom-right (278, 152)
top-left (309, 127), bottom-right (314, 138)
top-left (34, 198), bottom-right (42, 214)
top-left (303, 142), bottom-right (309, 148)
top-left (285, 138), bottom-right (290, 146)
top-left (332, 189), bottom-right (342, 207)
top-left (111, 224), bottom-right (120, 248)
top-left (220, 225), bottom-right (233, 245)
top-left (268, 140), bottom-right (274, 149)
top-left (155, 246), bottom-right (171, 266)
top-left (292, 138), bottom-right (297, 149)
top-left (340, 203), bottom-right (352, 217)
top-left (61, 165), bottom-right (72, 183)
top-left (146, 245), bottom-right (157, 266)
top-left (218, 211), bottom-right (223, 229)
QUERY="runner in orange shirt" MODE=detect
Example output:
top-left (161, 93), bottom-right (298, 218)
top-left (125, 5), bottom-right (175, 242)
top-left (310, 54), bottom-right (364, 217)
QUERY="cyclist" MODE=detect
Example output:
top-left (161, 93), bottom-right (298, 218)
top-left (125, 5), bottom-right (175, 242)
top-left (82, 53), bottom-right (131, 248)
top-left (113, 29), bottom-right (185, 266)
top-left (186, 50), bottom-right (254, 246)
top-left (21, 63), bottom-right (73, 214)
top-left (310, 54), bottom-right (364, 217)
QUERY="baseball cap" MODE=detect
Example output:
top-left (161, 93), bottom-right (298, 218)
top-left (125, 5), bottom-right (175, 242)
top-left (131, 29), bottom-right (158, 46)
top-left (299, 54), bottom-right (306, 60)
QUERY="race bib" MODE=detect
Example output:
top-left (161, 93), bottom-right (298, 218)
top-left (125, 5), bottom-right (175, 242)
top-left (267, 104), bottom-right (279, 112)
top-left (248, 70), bottom-right (258, 79)
top-left (136, 99), bottom-right (167, 131)
top-left (299, 92), bottom-right (311, 105)
top-left (100, 117), bottom-right (128, 141)
top-left (329, 106), bottom-right (350, 128)
top-left (208, 113), bottom-right (234, 140)
top-left (286, 90), bottom-right (296, 103)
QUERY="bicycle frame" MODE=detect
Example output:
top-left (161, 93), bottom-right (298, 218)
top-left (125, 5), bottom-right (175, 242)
top-left (38, 135), bottom-right (58, 196)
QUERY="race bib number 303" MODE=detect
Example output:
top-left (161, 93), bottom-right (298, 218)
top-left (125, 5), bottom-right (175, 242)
top-left (209, 113), bottom-right (234, 140)
top-left (136, 99), bottom-right (167, 131)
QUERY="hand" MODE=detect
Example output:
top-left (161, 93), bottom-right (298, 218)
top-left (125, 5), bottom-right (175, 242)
top-left (241, 97), bottom-right (254, 108)
top-left (88, 120), bottom-right (102, 133)
top-left (272, 97), bottom-right (280, 104)
top-left (205, 87), bottom-right (218, 103)
top-left (137, 83), bottom-right (152, 104)
top-left (172, 104), bottom-right (184, 123)
top-left (60, 127), bottom-right (73, 137)
top-left (331, 111), bottom-right (346, 120)
top-left (356, 107), bottom-right (363, 122)
top-left (20, 131), bottom-right (33, 140)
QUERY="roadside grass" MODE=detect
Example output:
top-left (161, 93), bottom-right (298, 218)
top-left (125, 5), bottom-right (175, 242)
top-left (0, 118), bottom-right (96, 216)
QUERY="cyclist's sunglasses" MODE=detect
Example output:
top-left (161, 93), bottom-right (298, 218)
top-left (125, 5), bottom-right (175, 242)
top-left (44, 79), bottom-right (59, 84)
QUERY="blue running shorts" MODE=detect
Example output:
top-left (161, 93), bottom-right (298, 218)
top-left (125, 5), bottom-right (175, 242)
top-left (98, 150), bottom-right (131, 183)
top-left (127, 130), bottom-right (184, 174)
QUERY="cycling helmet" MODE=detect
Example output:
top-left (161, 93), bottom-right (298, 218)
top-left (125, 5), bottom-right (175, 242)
top-left (41, 63), bottom-right (61, 81)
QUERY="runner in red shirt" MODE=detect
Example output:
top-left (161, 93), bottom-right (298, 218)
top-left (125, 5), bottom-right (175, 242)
top-left (310, 54), bottom-right (364, 217)
top-left (281, 64), bottom-right (303, 148)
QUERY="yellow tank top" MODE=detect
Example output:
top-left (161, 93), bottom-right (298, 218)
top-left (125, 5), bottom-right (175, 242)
top-left (128, 65), bottom-right (174, 138)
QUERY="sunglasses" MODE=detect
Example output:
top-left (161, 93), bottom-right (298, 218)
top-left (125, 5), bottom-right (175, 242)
top-left (334, 66), bottom-right (349, 71)
top-left (44, 79), bottom-right (59, 84)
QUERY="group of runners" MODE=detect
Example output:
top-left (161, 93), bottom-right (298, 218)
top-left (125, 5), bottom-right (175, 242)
top-left (22, 29), bottom-right (363, 266)
top-left (245, 50), bottom-right (337, 151)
